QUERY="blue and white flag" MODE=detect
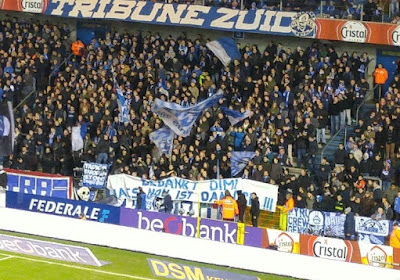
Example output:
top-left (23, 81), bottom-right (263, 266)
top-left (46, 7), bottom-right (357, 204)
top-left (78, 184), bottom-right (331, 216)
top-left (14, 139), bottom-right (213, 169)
top-left (206, 38), bottom-right (241, 67)
top-left (152, 92), bottom-right (223, 137)
top-left (71, 122), bottom-right (90, 152)
top-left (0, 101), bottom-right (14, 156)
top-left (112, 66), bottom-right (130, 123)
top-left (221, 107), bottom-right (251, 126)
top-left (231, 151), bottom-right (256, 176)
top-left (149, 126), bottom-right (175, 156)
top-left (158, 71), bottom-right (169, 98)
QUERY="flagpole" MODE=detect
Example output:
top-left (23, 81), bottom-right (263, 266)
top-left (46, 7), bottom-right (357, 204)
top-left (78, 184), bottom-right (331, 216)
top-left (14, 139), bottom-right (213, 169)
top-left (216, 158), bottom-right (220, 179)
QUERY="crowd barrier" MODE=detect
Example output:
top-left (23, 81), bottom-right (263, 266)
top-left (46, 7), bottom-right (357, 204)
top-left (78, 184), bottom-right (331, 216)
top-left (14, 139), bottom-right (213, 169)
top-left (1, 1), bottom-right (400, 46)
top-left (286, 207), bottom-right (394, 245)
top-left (4, 191), bottom-right (400, 271)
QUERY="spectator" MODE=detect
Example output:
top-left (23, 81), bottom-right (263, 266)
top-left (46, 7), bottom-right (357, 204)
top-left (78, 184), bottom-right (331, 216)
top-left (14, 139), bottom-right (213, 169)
top-left (250, 192), bottom-right (260, 227)
top-left (373, 64), bottom-right (388, 100)
top-left (344, 207), bottom-right (356, 240)
top-left (371, 207), bottom-right (386, 220)
top-left (283, 193), bottom-right (294, 213)
top-left (0, 165), bottom-right (6, 190)
top-left (137, 187), bottom-right (147, 210)
top-left (161, 190), bottom-right (173, 214)
top-left (236, 190), bottom-right (247, 223)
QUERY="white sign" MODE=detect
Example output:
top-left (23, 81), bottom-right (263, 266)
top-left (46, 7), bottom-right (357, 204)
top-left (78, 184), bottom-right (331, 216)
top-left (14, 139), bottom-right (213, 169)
top-left (107, 175), bottom-right (278, 211)
top-left (355, 217), bottom-right (390, 237)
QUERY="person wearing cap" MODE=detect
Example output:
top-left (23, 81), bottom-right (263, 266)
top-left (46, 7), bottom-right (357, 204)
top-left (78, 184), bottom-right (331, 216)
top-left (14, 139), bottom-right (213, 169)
top-left (214, 190), bottom-right (239, 222)
top-left (389, 222), bottom-right (400, 248)
top-left (344, 207), bottom-right (356, 240)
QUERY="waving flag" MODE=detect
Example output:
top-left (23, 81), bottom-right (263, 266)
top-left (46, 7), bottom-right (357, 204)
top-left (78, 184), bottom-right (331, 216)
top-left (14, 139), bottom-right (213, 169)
top-left (152, 92), bottom-right (223, 137)
top-left (221, 107), bottom-right (251, 126)
top-left (231, 151), bottom-right (256, 177)
top-left (0, 101), bottom-right (14, 156)
top-left (71, 122), bottom-right (90, 152)
top-left (149, 126), bottom-right (175, 156)
top-left (158, 71), bottom-right (169, 98)
top-left (112, 66), bottom-right (130, 123)
top-left (206, 38), bottom-right (241, 67)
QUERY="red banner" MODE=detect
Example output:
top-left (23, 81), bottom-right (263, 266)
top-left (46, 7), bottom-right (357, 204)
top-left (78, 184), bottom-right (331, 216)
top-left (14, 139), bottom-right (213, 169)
top-left (316, 19), bottom-right (400, 46)
top-left (0, 0), bottom-right (48, 13)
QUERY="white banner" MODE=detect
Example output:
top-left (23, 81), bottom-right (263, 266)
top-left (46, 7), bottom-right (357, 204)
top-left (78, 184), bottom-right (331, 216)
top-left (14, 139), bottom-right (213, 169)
top-left (107, 175), bottom-right (278, 212)
top-left (355, 217), bottom-right (390, 237)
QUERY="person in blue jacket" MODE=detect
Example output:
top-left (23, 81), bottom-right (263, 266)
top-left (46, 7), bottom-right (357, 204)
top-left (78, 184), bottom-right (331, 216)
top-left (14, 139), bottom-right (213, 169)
top-left (136, 187), bottom-right (147, 210)
top-left (230, 127), bottom-right (245, 150)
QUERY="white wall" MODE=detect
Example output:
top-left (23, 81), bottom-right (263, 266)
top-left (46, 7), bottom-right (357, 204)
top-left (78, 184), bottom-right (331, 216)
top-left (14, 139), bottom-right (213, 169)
top-left (0, 207), bottom-right (398, 280)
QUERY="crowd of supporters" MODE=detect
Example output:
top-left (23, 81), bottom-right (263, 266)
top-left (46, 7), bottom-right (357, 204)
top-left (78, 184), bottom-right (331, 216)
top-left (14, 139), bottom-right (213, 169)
top-left (0, 16), bottom-right (399, 221)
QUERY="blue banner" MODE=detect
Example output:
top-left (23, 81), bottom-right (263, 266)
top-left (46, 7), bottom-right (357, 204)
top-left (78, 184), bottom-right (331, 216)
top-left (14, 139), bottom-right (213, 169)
top-left (6, 191), bottom-right (121, 225)
top-left (45, 2), bottom-right (316, 38)
top-left (152, 93), bottom-right (222, 137)
top-left (221, 107), bottom-right (251, 126)
top-left (6, 169), bottom-right (71, 199)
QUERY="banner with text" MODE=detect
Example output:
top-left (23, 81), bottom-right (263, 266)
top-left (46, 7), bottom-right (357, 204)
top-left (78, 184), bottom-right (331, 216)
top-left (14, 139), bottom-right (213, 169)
top-left (6, 191), bottom-right (120, 224)
top-left (82, 162), bottom-right (109, 189)
top-left (107, 174), bottom-right (278, 212)
top-left (5, 168), bottom-right (72, 199)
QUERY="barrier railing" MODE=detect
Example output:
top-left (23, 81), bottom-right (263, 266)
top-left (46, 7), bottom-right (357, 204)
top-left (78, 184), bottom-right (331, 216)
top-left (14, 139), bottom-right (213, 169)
top-left (13, 77), bottom-right (36, 112)
top-left (356, 84), bottom-right (377, 123)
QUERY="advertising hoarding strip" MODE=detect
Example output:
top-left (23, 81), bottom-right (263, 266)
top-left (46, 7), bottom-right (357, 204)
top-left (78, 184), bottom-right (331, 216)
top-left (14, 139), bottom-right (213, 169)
top-left (1, 1), bottom-right (399, 46)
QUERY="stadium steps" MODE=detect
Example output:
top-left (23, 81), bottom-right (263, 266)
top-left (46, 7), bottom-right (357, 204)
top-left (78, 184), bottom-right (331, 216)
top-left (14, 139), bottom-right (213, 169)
top-left (244, 207), bottom-right (281, 229)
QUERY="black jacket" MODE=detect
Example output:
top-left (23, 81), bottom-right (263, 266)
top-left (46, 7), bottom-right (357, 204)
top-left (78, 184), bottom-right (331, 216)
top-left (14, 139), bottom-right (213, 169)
top-left (237, 192), bottom-right (247, 213)
top-left (0, 170), bottom-right (7, 188)
top-left (344, 212), bottom-right (356, 236)
top-left (250, 197), bottom-right (260, 217)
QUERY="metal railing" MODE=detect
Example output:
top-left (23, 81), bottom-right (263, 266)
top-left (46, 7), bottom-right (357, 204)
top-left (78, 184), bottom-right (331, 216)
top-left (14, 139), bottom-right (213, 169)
top-left (355, 84), bottom-right (377, 123)
top-left (320, 125), bottom-right (344, 163)
top-left (13, 77), bottom-right (36, 112)
top-left (47, 53), bottom-right (74, 87)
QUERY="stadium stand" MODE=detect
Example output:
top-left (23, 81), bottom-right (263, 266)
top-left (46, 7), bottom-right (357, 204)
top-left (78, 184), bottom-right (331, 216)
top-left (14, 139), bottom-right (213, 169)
top-left (0, 12), bottom-right (399, 224)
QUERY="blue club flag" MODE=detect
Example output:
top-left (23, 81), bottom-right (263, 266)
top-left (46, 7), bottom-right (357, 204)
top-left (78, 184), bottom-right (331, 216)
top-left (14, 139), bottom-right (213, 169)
top-left (158, 71), bottom-right (169, 98)
top-left (112, 66), bottom-right (130, 123)
top-left (231, 151), bottom-right (256, 177)
top-left (206, 37), bottom-right (241, 67)
top-left (152, 92), bottom-right (223, 137)
top-left (221, 107), bottom-right (251, 126)
top-left (0, 101), bottom-right (14, 157)
top-left (149, 126), bottom-right (175, 156)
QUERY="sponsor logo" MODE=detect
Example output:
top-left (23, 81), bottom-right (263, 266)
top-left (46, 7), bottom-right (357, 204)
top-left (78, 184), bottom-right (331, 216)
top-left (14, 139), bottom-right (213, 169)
top-left (312, 237), bottom-right (351, 262)
top-left (148, 259), bottom-right (259, 280)
top-left (340, 21), bottom-right (367, 43)
top-left (274, 232), bottom-right (294, 253)
top-left (21, 0), bottom-right (46, 13)
top-left (392, 25), bottom-right (400, 46)
top-left (367, 246), bottom-right (387, 267)
top-left (307, 210), bottom-right (324, 235)
top-left (0, 234), bottom-right (104, 266)
top-left (291, 12), bottom-right (316, 37)
top-left (136, 211), bottom-right (237, 243)
top-left (28, 198), bottom-right (110, 222)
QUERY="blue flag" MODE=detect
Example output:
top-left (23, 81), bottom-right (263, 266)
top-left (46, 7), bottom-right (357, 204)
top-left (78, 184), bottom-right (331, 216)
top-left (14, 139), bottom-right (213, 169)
top-left (231, 151), bottom-right (256, 177)
top-left (112, 66), bottom-right (130, 123)
top-left (152, 92), bottom-right (223, 137)
top-left (149, 127), bottom-right (175, 156)
top-left (0, 101), bottom-right (14, 157)
top-left (158, 71), bottom-right (169, 98)
top-left (206, 37), bottom-right (241, 67)
top-left (221, 107), bottom-right (251, 126)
